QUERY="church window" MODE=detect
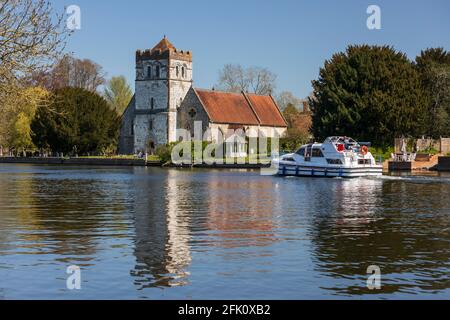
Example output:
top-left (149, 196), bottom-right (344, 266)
top-left (176, 66), bottom-right (179, 77)
top-left (151, 97), bottom-right (154, 109)
top-left (147, 66), bottom-right (152, 78)
top-left (149, 119), bottom-right (153, 131)
top-left (131, 119), bottom-right (134, 135)
top-left (182, 66), bottom-right (185, 78)
top-left (156, 65), bottom-right (160, 78)
top-left (188, 108), bottom-right (197, 118)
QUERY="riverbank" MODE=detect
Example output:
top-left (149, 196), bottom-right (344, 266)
top-left (2, 156), bottom-right (449, 171)
top-left (0, 157), bottom-right (270, 169)
top-left (0, 156), bottom-right (160, 167)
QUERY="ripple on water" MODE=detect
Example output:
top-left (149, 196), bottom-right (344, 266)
top-left (0, 165), bottom-right (448, 299)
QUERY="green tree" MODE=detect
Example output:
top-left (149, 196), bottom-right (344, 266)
top-left (1, 87), bottom-right (49, 153)
top-left (310, 45), bottom-right (427, 146)
top-left (0, 0), bottom-right (67, 147)
top-left (31, 87), bottom-right (120, 154)
top-left (415, 48), bottom-right (450, 138)
top-left (103, 76), bottom-right (133, 115)
top-left (12, 113), bottom-right (34, 156)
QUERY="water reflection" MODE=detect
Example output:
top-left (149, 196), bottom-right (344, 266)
top-left (205, 173), bottom-right (281, 248)
top-left (0, 167), bottom-right (129, 263)
top-left (309, 177), bottom-right (450, 296)
top-left (131, 169), bottom-right (192, 288)
top-left (0, 165), bottom-right (448, 298)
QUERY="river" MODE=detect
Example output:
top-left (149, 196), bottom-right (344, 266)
top-left (0, 164), bottom-right (448, 299)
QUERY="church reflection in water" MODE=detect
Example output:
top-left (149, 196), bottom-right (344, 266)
top-left (129, 169), bottom-right (282, 289)
top-left (131, 169), bottom-right (192, 288)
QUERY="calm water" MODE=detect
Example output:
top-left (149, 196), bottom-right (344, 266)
top-left (0, 164), bottom-right (449, 299)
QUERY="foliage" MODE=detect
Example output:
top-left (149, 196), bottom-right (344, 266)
top-left (280, 128), bottom-right (310, 152)
top-left (12, 113), bottom-right (33, 154)
top-left (217, 64), bottom-right (276, 95)
top-left (0, 0), bottom-right (67, 84)
top-left (103, 76), bottom-right (133, 115)
top-left (31, 87), bottom-right (120, 154)
top-left (280, 102), bottom-right (312, 152)
top-left (415, 48), bottom-right (450, 138)
top-left (310, 45), bottom-right (427, 146)
top-left (275, 91), bottom-right (303, 111)
top-left (157, 139), bottom-right (277, 164)
top-left (29, 54), bottom-right (106, 92)
top-left (1, 87), bottom-right (49, 151)
top-left (0, 0), bottom-right (67, 147)
top-left (421, 147), bottom-right (439, 155)
top-left (156, 143), bottom-right (176, 164)
top-left (282, 104), bottom-right (299, 126)
top-left (370, 146), bottom-right (394, 162)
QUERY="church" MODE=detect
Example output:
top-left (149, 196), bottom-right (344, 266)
top-left (118, 37), bottom-right (287, 154)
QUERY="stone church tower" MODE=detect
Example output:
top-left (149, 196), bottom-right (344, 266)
top-left (134, 36), bottom-right (192, 152)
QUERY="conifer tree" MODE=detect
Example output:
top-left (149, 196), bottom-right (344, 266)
top-left (310, 45), bottom-right (427, 146)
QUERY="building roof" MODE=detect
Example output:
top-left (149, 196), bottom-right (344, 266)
top-left (246, 93), bottom-right (287, 127)
top-left (151, 36), bottom-right (176, 53)
top-left (136, 36), bottom-right (192, 62)
top-left (194, 89), bottom-right (287, 127)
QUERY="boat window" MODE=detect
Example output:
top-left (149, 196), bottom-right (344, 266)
top-left (326, 159), bottom-right (342, 164)
top-left (296, 147), bottom-right (305, 156)
top-left (312, 148), bottom-right (324, 157)
top-left (305, 145), bottom-right (312, 161)
top-left (283, 157), bottom-right (295, 162)
top-left (358, 159), bottom-right (371, 165)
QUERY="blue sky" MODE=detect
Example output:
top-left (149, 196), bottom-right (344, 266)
top-left (52, 0), bottom-right (450, 98)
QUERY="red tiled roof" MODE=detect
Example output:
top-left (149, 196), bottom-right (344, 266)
top-left (151, 36), bottom-right (176, 53)
top-left (195, 89), bottom-right (260, 125)
top-left (245, 93), bottom-right (287, 127)
top-left (194, 89), bottom-right (287, 127)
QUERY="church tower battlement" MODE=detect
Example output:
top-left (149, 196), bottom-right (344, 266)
top-left (134, 36), bottom-right (193, 152)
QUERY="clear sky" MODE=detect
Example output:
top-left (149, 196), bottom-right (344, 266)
top-left (52, 0), bottom-right (450, 98)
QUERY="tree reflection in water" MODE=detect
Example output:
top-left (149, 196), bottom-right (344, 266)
top-left (308, 177), bottom-right (450, 296)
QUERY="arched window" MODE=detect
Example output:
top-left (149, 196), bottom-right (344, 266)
top-left (151, 97), bottom-right (154, 109)
top-left (156, 65), bottom-right (160, 78)
top-left (176, 66), bottom-right (179, 77)
top-left (131, 119), bottom-right (134, 135)
top-left (147, 66), bottom-right (152, 78)
top-left (182, 66), bottom-right (185, 78)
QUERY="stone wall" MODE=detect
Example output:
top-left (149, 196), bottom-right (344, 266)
top-left (167, 59), bottom-right (193, 143)
top-left (416, 139), bottom-right (441, 152)
top-left (440, 138), bottom-right (450, 154)
top-left (133, 56), bottom-right (193, 149)
top-left (395, 138), bottom-right (450, 154)
top-left (178, 88), bottom-right (209, 139)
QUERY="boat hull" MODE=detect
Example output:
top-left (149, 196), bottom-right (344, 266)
top-left (276, 163), bottom-right (383, 178)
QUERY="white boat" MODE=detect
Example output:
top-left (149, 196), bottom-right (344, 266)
top-left (274, 136), bottom-right (383, 178)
